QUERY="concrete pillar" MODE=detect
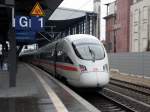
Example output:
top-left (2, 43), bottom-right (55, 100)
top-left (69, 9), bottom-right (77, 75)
top-left (85, 15), bottom-right (90, 34)
top-left (8, 28), bottom-right (16, 87)
top-left (8, 6), bottom-right (16, 87)
top-left (92, 14), bottom-right (97, 36)
top-left (93, 0), bottom-right (101, 39)
top-left (83, 19), bottom-right (86, 34)
top-left (76, 25), bottom-right (79, 34)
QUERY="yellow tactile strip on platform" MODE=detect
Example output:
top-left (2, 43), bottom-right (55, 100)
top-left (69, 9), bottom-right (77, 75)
top-left (110, 69), bottom-right (150, 88)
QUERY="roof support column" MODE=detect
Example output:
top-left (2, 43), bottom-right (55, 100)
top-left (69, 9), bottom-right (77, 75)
top-left (85, 15), bottom-right (90, 34)
top-left (8, 28), bottom-right (16, 87)
top-left (8, 6), bottom-right (16, 87)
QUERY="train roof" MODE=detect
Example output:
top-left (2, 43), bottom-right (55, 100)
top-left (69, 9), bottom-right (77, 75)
top-left (20, 34), bottom-right (102, 56)
top-left (64, 34), bottom-right (99, 42)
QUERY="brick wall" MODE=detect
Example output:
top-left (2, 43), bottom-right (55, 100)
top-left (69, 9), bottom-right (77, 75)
top-left (115, 0), bottom-right (133, 52)
top-left (105, 16), bottom-right (116, 52)
top-left (105, 0), bottom-right (133, 53)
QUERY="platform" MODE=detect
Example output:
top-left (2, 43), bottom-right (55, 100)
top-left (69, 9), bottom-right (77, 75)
top-left (110, 69), bottom-right (150, 88)
top-left (0, 63), bottom-right (57, 112)
top-left (0, 63), bottom-right (100, 112)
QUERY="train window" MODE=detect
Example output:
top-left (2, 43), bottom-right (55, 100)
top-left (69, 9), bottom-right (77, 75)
top-left (51, 50), bottom-right (55, 57)
top-left (40, 53), bottom-right (46, 59)
top-left (57, 51), bottom-right (63, 56)
top-left (56, 50), bottom-right (63, 62)
top-left (64, 54), bottom-right (73, 64)
top-left (72, 43), bottom-right (105, 60)
top-left (72, 43), bottom-right (83, 59)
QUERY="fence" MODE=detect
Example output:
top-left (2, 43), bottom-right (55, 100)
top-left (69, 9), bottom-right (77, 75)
top-left (108, 52), bottom-right (150, 77)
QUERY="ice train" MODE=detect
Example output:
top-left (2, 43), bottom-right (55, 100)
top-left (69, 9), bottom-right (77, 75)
top-left (21, 34), bottom-right (110, 88)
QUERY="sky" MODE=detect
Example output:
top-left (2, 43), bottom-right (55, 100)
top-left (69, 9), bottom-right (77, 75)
top-left (59, 0), bottom-right (115, 40)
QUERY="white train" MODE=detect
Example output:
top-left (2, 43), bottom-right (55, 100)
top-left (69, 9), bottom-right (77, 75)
top-left (21, 34), bottom-right (110, 88)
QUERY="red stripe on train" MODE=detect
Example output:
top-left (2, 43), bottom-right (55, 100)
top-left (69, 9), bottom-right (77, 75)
top-left (56, 64), bottom-right (78, 71)
top-left (34, 59), bottom-right (78, 71)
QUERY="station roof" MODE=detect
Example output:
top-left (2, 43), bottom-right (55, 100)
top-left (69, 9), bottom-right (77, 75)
top-left (45, 8), bottom-right (93, 32)
top-left (37, 8), bottom-right (95, 45)
top-left (46, 17), bottom-right (85, 32)
top-left (49, 7), bottom-right (92, 20)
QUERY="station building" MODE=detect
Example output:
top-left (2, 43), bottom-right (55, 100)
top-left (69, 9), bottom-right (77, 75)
top-left (130, 0), bottom-right (150, 52)
top-left (104, 0), bottom-right (133, 53)
top-left (104, 1), bottom-right (116, 52)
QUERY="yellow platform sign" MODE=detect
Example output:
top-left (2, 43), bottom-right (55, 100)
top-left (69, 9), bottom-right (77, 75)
top-left (30, 2), bottom-right (45, 16)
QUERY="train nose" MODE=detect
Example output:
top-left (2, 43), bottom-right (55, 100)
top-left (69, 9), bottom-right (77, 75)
top-left (97, 72), bottom-right (109, 86)
top-left (80, 72), bottom-right (109, 87)
top-left (80, 72), bottom-right (97, 87)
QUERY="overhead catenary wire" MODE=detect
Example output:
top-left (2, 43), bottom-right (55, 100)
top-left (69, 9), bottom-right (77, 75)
top-left (38, 32), bottom-right (51, 42)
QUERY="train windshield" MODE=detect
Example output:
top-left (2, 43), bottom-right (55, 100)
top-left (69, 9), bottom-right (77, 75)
top-left (72, 42), bottom-right (105, 61)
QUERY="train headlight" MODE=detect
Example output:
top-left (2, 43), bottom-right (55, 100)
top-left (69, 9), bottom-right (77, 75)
top-left (79, 65), bottom-right (87, 72)
top-left (103, 64), bottom-right (109, 72)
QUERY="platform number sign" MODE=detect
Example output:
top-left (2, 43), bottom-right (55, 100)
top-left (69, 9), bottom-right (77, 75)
top-left (31, 17), bottom-right (44, 30)
top-left (15, 16), bottom-right (44, 32)
top-left (15, 2), bottom-right (45, 32)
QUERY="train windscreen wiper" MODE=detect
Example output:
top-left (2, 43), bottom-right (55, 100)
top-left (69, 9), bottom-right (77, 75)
top-left (88, 46), bottom-right (95, 62)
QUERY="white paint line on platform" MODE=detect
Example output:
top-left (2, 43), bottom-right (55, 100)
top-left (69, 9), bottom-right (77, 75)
top-left (26, 64), bottom-right (68, 112)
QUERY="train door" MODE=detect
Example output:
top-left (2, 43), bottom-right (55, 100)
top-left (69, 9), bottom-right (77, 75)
top-left (54, 43), bottom-right (58, 77)
top-left (54, 41), bottom-right (64, 78)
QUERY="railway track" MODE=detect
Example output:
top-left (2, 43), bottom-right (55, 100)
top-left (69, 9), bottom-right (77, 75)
top-left (110, 78), bottom-right (150, 96)
top-left (109, 78), bottom-right (150, 105)
top-left (76, 77), bottom-right (150, 112)
top-left (78, 91), bottom-right (136, 112)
